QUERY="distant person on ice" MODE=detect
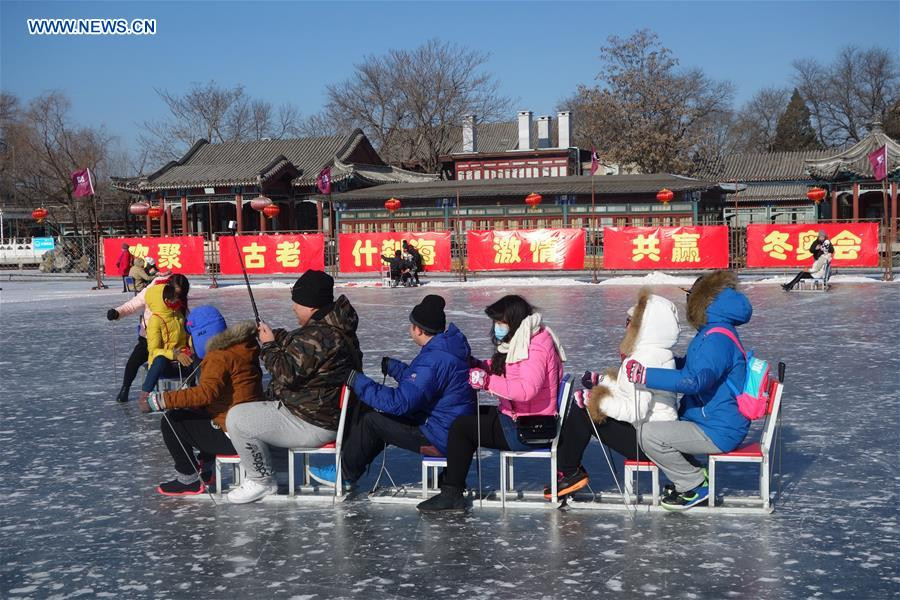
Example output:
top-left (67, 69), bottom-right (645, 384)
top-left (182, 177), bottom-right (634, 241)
top-left (549, 290), bottom-right (680, 500)
top-left (307, 294), bottom-right (476, 488)
top-left (128, 257), bottom-right (155, 293)
top-left (115, 243), bottom-right (131, 292)
top-left (382, 249), bottom-right (414, 287)
top-left (782, 230), bottom-right (834, 291)
top-left (225, 270), bottom-right (363, 504)
top-left (625, 271), bottom-right (752, 510)
top-left (138, 306), bottom-right (265, 496)
top-left (402, 240), bottom-right (423, 285)
top-left (417, 294), bottom-right (565, 513)
top-left (107, 273), bottom-right (190, 403)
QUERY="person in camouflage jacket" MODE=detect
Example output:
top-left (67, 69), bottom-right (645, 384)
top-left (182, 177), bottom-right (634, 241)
top-left (224, 270), bottom-right (363, 504)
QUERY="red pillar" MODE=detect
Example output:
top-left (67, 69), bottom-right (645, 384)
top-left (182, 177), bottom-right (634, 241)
top-left (181, 195), bottom-right (188, 235)
top-left (852, 182), bottom-right (859, 221)
top-left (159, 197), bottom-right (167, 237)
top-left (145, 212), bottom-right (151, 236)
top-left (166, 205), bottom-right (174, 237)
top-left (831, 189), bottom-right (838, 222)
top-left (260, 208), bottom-right (267, 233)
top-left (235, 193), bottom-right (243, 233)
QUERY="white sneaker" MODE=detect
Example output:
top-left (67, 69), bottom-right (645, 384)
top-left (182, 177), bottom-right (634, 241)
top-left (227, 477), bottom-right (277, 504)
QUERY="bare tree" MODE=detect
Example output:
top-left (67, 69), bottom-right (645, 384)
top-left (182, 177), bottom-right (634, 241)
top-left (730, 87), bottom-right (791, 152)
top-left (140, 81), bottom-right (305, 168)
top-left (564, 30), bottom-right (733, 174)
top-left (323, 39), bottom-right (511, 171)
top-left (793, 46), bottom-right (900, 146)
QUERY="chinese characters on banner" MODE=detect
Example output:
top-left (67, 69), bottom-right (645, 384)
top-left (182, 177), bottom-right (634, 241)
top-left (103, 237), bottom-right (207, 275)
top-left (338, 232), bottom-right (452, 273)
top-left (467, 229), bottom-right (585, 271)
top-left (745, 223), bottom-right (878, 267)
top-left (218, 234), bottom-right (325, 274)
top-left (602, 226), bottom-right (729, 269)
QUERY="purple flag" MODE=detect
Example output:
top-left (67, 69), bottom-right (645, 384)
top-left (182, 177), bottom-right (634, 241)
top-left (71, 168), bottom-right (95, 197)
top-left (868, 145), bottom-right (887, 181)
top-left (316, 166), bottom-right (332, 195)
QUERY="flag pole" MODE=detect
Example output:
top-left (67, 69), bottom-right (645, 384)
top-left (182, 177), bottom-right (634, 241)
top-left (883, 153), bottom-right (891, 281)
top-left (91, 192), bottom-right (108, 291)
top-left (591, 172), bottom-right (597, 284)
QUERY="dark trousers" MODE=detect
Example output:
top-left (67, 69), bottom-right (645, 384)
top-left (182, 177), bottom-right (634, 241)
top-left (443, 407), bottom-right (511, 489)
top-left (161, 409), bottom-right (236, 475)
top-left (122, 337), bottom-right (149, 390)
top-left (342, 411), bottom-right (429, 482)
top-left (142, 356), bottom-right (184, 392)
top-left (784, 271), bottom-right (813, 290)
top-left (557, 405), bottom-right (647, 475)
top-left (121, 276), bottom-right (129, 292)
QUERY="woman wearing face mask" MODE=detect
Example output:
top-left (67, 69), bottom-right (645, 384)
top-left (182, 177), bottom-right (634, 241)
top-left (417, 294), bottom-right (565, 513)
top-left (138, 281), bottom-right (192, 400)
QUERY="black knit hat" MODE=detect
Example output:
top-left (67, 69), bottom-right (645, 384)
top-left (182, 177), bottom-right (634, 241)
top-left (291, 269), bottom-right (334, 308)
top-left (410, 294), bottom-right (446, 335)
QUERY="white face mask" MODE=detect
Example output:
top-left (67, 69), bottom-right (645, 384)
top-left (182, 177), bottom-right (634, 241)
top-left (493, 323), bottom-right (510, 341)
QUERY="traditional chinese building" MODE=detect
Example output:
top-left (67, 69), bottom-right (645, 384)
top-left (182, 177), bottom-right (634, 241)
top-left (112, 129), bottom-right (437, 235)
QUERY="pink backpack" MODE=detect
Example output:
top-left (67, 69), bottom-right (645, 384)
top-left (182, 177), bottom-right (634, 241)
top-left (705, 327), bottom-right (771, 420)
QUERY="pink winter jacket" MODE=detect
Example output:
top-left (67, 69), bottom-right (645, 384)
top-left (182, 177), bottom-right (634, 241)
top-left (115, 275), bottom-right (169, 337)
top-left (483, 328), bottom-right (563, 419)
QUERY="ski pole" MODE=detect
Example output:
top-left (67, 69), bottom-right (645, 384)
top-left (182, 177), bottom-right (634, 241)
top-left (226, 221), bottom-right (260, 325)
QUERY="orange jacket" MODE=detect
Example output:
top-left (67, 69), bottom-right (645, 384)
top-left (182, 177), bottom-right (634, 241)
top-left (163, 322), bottom-right (264, 430)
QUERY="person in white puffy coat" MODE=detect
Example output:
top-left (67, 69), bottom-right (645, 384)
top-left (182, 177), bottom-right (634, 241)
top-left (545, 289), bottom-right (680, 500)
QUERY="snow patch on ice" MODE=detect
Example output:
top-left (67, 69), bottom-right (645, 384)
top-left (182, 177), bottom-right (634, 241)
top-left (596, 272), bottom-right (698, 286)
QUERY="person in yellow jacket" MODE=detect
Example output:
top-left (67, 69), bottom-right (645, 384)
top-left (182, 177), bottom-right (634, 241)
top-left (139, 281), bottom-right (192, 397)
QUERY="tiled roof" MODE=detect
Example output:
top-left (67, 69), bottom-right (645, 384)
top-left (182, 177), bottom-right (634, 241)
top-left (113, 130), bottom-right (375, 192)
top-left (330, 173), bottom-right (716, 202)
top-left (699, 149), bottom-right (835, 182)
top-left (805, 123), bottom-right (900, 180)
top-left (729, 182), bottom-right (812, 203)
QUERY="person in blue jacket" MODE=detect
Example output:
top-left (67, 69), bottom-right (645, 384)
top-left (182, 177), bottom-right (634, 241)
top-left (624, 270), bottom-right (752, 510)
top-left (308, 294), bottom-right (476, 487)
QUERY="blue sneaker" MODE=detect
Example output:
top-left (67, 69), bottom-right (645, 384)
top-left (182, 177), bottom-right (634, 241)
top-left (307, 465), bottom-right (352, 488)
top-left (660, 482), bottom-right (709, 511)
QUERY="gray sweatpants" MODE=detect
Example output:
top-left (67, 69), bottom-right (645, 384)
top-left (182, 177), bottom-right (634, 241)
top-left (226, 401), bottom-right (336, 482)
top-left (638, 420), bottom-right (721, 492)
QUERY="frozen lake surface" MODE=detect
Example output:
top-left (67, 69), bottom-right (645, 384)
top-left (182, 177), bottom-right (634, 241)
top-left (1, 276), bottom-right (898, 599)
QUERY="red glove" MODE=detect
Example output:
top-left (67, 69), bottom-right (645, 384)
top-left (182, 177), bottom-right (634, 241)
top-left (624, 359), bottom-right (646, 384)
top-left (468, 368), bottom-right (489, 390)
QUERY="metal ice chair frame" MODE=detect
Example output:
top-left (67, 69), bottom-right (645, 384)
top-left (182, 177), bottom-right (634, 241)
top-left (214, 454), bottom-right (245, 495)
top-left (623, 459), bottom-right (661, 505)
top-left (498, 374), bottom-right (573, 506)
top-left (420, 446), bottom-right (446, 498)
top-left (287, 385), bottom-right (351, 498)
top-left (708, 376), bottom-right (784, 511)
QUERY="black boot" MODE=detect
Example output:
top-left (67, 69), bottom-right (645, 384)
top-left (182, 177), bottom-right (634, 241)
top-left (115, 384), bottom-right (130, 403)
top-left (417, 484), bottom-right (466, 513)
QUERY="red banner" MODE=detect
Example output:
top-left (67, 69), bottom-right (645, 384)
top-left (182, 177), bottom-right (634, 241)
top-left (602, 226), bottom-right (729, 270)
top-left (218, 234), bottom-right (325, 275)
top-left (467, 229), bottom-right (585, 271)
top-left (746, 223), bottom-right (878, 267)
top-left (338, 232), bottom-right (452, 273)
top-left (104, 237), bottom-right (206, 275)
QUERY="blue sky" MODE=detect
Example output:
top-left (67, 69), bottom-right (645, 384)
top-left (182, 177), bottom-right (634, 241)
top-left (2, 0), bottom-right (898, 158)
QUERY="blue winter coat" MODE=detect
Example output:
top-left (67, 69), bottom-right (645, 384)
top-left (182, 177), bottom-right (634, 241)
top-left (350, 323), bottom-right (476, 455)
top-left (645, 287), bottom-right (752, 452)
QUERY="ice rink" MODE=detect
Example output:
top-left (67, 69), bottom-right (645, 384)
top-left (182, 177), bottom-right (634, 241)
top-left (1, 275), bottom-right (898, 599)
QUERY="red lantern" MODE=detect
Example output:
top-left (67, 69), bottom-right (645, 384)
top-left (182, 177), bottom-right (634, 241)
top-left (807, 187), bottom-right (826, 204)
top-left (656, 188), bottom-right (674, 205)
top-left (262, 204), bottom-right (280, 219)
top-left (31, 207), bottom-right (48, 223)
top-left (525, 192), bottom-right (542, 208)
top-left (147, 206), bottom-right (163, 219)
top-left (385, 198), bottom-right (401, 212)
top-left (250, 195), bottom-right (272, 211)
top-left (129, 201), bottom-right (150, 216)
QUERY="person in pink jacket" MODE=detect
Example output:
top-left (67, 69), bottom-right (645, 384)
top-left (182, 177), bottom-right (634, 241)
top-left (417, 294), bottom-right (566, 512)
top-left (106, 273), bottom-right (188, 403)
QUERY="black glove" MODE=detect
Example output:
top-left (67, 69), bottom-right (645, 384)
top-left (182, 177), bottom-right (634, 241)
top-left (106, 309), bottom-right (119, 321)
top-left (381, 356), bottom-right (391, 376)
top-left (581, 370), bottom-right (600, 389)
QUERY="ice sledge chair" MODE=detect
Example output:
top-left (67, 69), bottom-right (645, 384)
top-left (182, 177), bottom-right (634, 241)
top-left (498, 374), bottom-right (573, 506)
top-left (420, 445), bottom-right (446, 498)
top-left (287, 385), bottom-right (351, 498)
top-left (707, 367), bottom-right (784, 511)
top-left (623, 459), bottom-right (661, 506)
top-left (214, 454), bottom-right (246, 496)
top-left (796, 260), bottom-right (832, 291)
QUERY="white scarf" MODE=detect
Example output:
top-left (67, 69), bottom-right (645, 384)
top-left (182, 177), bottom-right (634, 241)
top-left (497, 313), bottom-right (567, 364)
